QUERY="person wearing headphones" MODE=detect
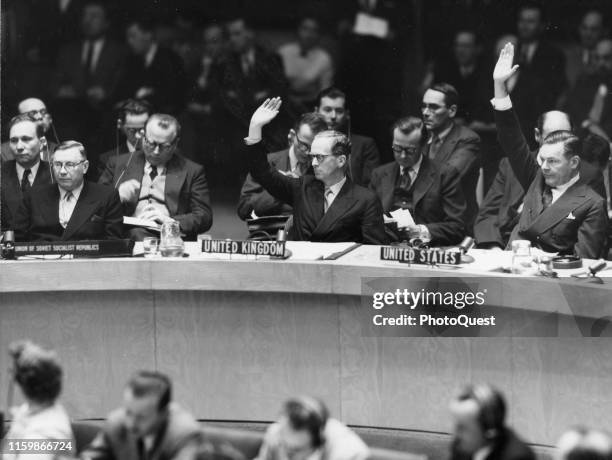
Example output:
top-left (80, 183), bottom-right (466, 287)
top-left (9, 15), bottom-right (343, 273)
top-left (3, 340), bottom-right (75, 460)
top-left (81, 371), bottom-right (203, 460)
top-left (449, 384), bottom-right (535, 460)
top-left (256, 396), bottom-right (369, 460)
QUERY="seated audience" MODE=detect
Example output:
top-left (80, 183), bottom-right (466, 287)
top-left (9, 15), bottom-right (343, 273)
top-left (3, 340), bottom-right (75, 460)
top-left (493, 43), bottom-right (608, 258)
top-left (99, 114), bottom-right (212, 240)
top-left (564, 10), bottom-right (607, 89)
top-left (245, 97), bottom-right (387, 244)
top-left (278, 15), bottom-right (334, 112)
top-left (14, 140), bottom-right (124, 241)
top-left (421, 83), bottom-right (480, 232)
top-left (81, 371), bottom-right (203, 460)
top-left (314, 87), bottom-right (380, 187)
top-left (556, 427), bottom-right (612, 460)
top-left (237, 112), bottom-right (328, 221)
top-left (1, 114), bottom-right (53, 231)
top-left (369, 116), bottom-right (466, 245)
top-left (256, 395), bottom-right (369, 460)
top-left (449, 383), bottom-right (535, 460)
top-left (1, 98), bottom-right (57, 162)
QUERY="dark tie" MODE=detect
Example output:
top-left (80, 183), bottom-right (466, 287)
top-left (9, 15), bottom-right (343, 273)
top-left (399, 167), bottom-right (412, 190)
top-left (428, 136), bottom-right (442, 160)
top-left (84, 40), bottom-right (94, 76)
top-left (21, 169), bottom-right (31, 193)
top-left (542, 185), bottom-right (553, 210)
top-left (137, 438), bottom-right (147, 460)
top-left (150, 166), bottom-right (158, 181)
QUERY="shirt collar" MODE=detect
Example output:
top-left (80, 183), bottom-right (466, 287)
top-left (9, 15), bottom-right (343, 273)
top-left (59, 181), bottom-right (84, 200)
top-left (553, 173), bottom-right (580, 193)
top-left (325, 176), bottom-right (347, 196)
top-left (473, 445), bottom-right (493, 460)
top-left (403, 154), bottom-right (423, 177)
top-left (145, 160), bottom-right (166, 175)
top-left (16, 161), bottom-right (41, 182)
top-left (145, 43), bottom-right (158, 68)
top-left (428, 123), bottom-right (453, 144)
top-left (127, 140), bottom-right (137, 152)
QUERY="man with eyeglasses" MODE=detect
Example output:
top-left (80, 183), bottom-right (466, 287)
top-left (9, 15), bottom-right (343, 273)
top-left (244, 98), bottom-right (386, 244)
top-left (237, 112), bottom-right (328, 221)
top-left (369, 116), bottom-right (466, 245)
top-left (1, 98), bottom-right (57, 162)
top-left (421, 83), bottom-right (480, 233)
top-left (13, 141), bottom-right (124, 241)
top-left (1, 115), bottom-right (53, 231)
top-left (99, 113), bottom-right (212, 240)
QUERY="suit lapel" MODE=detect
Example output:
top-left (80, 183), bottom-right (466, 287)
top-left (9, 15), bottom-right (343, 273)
top-left (527, 181), bottom-right (588, 235)
top-left (434, 124), bottom-right (459, 164)
top-left (62, 183), bottom-right (99, 240)
top-left (39, 186), bottom-right (61, 229)
top-left (312, 179), bottom-right (358, 237)
top-left (164, 155), bottom-right (186, 215)
top-left (380, 163), bottom-right (399, 211)
top-left (411, 158), bottom-right (436, 208)
top-left (33, 161), bottom-right (52, 186)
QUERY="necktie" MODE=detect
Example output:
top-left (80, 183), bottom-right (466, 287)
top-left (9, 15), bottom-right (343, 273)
top-left (542, 186), bottom-right (553, 211)
top-left (241, 53), bottom-right (252, 76)
top-left (429, 136), bottom-right (442, 160)
top-left (21, 169), bottom-right (31, 193)
top-left (84, 40), bottom-right (94, 76)
top-left (324, 189), bottom-right (334, 213)
top-left (60, 192), bottom-right (74, 228)
top-left (399, 167), bottom-right (412, 190)
top-left (150, 166), bottom-right (158, 181)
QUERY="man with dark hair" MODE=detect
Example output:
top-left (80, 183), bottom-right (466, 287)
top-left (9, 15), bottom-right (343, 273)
top-left (99, 113), bottom-right (212, 240)
top-left (256, 396), bottom-right (368, 460)
top-left (244, 98), bottom-right (386, 244)
top-left (493, 43), bottom-right (608, 258)
top-left (421, 82), bottom-right (480, 232)
top-left (565, 10), bottom-right (607, 87)
top-left (1, 115), bottom-right (53, 231)
top-left (314, 87), bottom-right (380, 187)
top-left (449, 384), bottom-right (534, 460)
top-left (118, 18), bottom-right (187, 115)
top-left (13, 140), bottom-right (124, 241)
top-left (369, 116), bottom-right (466, 245)
top-left (82, 370), bottom-right (202, 460)
top-left (556, 428), bottom-right (612, 460)
top-left (237, 112), bottom-right (328, 221)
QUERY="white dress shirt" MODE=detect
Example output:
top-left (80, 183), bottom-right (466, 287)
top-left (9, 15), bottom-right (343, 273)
top-left (59, 183), bottom-right (84, 228)
top-left (324, 176), bottom-right (347, 212)
top-left (16, 161), bottom-right (40, 186)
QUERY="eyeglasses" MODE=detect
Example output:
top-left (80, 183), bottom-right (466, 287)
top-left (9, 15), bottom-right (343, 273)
top-left (143, 135), bottom-right (177, 151)
top-left (309, 153), bottom-right (333, 163)
top-left (421, 103), bottom-right (445, 113)
top-left (294, 134), bottom-right (311, 152)
top-left (391, 145), bottom-right (419, 155)
top-left (52, 160), bottom-right (86, 170)
top-left (24, 109), bottom-right (49, 118)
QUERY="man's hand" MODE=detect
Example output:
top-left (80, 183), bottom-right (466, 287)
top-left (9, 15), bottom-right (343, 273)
top-left (248, 97), bottom-right (282, 140)
top-left (117, 179), bottom-right (140, 204)
top-left (493, 43), bottom-right (519, 99)
top-left (139, 207), bottom-right (175, 225)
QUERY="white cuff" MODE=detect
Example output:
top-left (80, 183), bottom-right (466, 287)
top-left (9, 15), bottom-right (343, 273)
top-left (244, 137), bottom-right (262, 145)
top-left (490, 95), bottom-right (513, 111)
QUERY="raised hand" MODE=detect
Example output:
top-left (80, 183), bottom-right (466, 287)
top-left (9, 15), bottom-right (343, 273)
top-left (493, 43), bottom-right (519, 84)
top-left (250, 97), bottom-right (282, 128)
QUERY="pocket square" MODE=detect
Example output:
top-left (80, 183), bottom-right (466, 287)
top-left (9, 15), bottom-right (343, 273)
top-left (566, 212), bottom-right (576, 220)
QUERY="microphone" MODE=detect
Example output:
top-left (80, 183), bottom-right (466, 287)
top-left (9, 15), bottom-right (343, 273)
top-left (115, 118), bottom-right (122, 158)
top-left (1, 230), bottom-right (15, 260)
top-left (458, 236), bottom-right (474, 254)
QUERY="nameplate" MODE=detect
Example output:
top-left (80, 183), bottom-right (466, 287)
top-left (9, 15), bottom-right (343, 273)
top-left (380, 246), bottom-right (461, 265)
top-left (14, 240), bottom-right (134, 258)
top-left (202, 239), bottom-right (286, 257)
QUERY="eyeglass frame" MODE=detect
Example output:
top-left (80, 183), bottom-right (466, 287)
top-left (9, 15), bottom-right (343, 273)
top-left (142, 134), bottom-right (178, 151)
top-left (391, 144), bottom-right (420, 156)
top-left (51, 160), bottom-right (88, 171)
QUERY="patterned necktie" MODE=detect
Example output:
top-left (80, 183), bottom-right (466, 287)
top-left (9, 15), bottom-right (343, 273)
top-left (428, 136), bottom-right (442, 160)
top-left (399, 167), bottom-right (412, 190)
top-left (324, 189), bottom-right (334, 213)
top-left (21, 169), bottom-right (31, 193)
top-left (60, 192), bottom-right (74, 228)
top-left (542, 186), bottom-right (553, 210)
top-left (149, 166), bottom-right (158, 181)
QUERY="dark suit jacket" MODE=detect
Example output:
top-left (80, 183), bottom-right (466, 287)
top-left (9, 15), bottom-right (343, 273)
top-left (429, 122), bottom-right (480, 232)
top-left (81, 403), bottom-right (202, 460)
top-left (54, 38), bottom-right (126, 102)
top-left (99, 151), bottom-right (212, 239)
top-left (237, 149), bottom-right (294, 220)
top-left (564, 74), bottom-right (612, 140)
top-left (450, 428), bottom-right (535, 460)
top-left (13, 181), bottom-right (124, 242)
top-left (369, 158), bottom-right (466, 245)
top-left (1, 160), bottom-right (53, 231)
top-left (349, 133), bottom-right (380, 187)
top-left (247, 142), bottom-right (387, 244)
top-left (497, 108), bottom-right (608, 258)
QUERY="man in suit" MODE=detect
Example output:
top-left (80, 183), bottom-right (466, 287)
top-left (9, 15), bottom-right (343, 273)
top-left (449, 384), bottom-right (535, 460)
top-left (256, 396), bottom-right (368, 460)
top-left (421, 83), bottom-right (480, 233)
top-left (564, 10), bottom-right (606, 89)
top-left (237, 112), bottom-right (328, 221)
top-left (1, 115), bottom-right (53, 231)
top-left (13, 140), bottom-right (124, 242)
top-left (369, 116), bottom-right (466, 246)
top-left (118, 18), bottom-right (187, 115)
top-left (245, 98), bottom-right (386, 244)
top-left (1, 98), bottom-right (57, 162)
top-left (81, 371), bottom-right (203, 460)
top-left (99, 113), bottom-right (212, 240)
top-left (314, 87), bottom-right (380, 187)
top-left (493, 43), bottom-right (608, 259)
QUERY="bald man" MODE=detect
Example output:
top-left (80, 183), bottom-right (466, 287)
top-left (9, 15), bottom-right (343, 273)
top-left (1, 98), bottom-right (57, 162)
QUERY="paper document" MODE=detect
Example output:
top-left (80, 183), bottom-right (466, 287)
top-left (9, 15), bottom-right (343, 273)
top-left (389, 208), bottom-right (415, 229)
top-left (123, 216), bottom-right (161, 232)
top-left (353, 12), bottom-right (389, 39)
top-left (286, 242), bottom-right (359, 260)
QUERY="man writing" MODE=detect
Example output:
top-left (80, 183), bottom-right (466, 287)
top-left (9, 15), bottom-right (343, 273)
top-left (245, 98), bottom-right (386, 244)
top-left (493, 43), bottom-right (608, 258)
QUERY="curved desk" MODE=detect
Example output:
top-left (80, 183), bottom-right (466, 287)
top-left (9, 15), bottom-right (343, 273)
top-left (1, 243), bottom-right (611, 446)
